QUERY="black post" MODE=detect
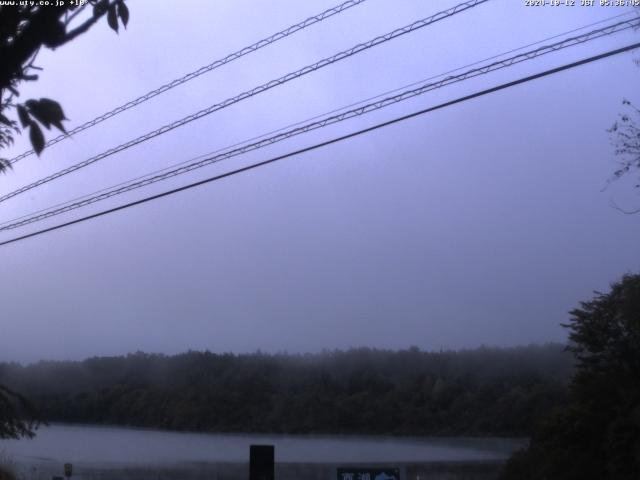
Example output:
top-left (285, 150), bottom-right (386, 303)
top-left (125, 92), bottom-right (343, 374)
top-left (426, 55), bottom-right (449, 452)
top-left (249, 444), bottom-right (274, 480)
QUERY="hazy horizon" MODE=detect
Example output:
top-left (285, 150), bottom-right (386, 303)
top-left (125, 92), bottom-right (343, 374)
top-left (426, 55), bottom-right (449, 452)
top-left (0, 341), bottom-right (573, 367)
top-left (2, 0), bottom-right (639, 363)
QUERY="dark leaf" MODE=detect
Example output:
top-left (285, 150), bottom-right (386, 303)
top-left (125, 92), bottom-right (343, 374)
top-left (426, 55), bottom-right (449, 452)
top-left (0, 114), bottom-right (15, 128)
top-left (0, 129), bottom-right (15, 147)
top-left (29, 123), bottom-right (45, 155)
top-left (42, 20), bottom-right (66, 48)
top-left (93, 0), bottom-right (108, 17)
top-left (16, 105), bottom-right (30, 128)
top-left (107, 4), bottom-right (118, 32)
top-left (0, 158), bottom-right (13, 174)
top-left (117, 1), bottom-right (129, 28)
top-left (26, 99), bottom-right (51, 129)
top-left (27, 98), bottom-right (67, 133)
top-left (51, 119), bottom-right (66, 133)
top-left (37, 98), bottom-right (67, 120)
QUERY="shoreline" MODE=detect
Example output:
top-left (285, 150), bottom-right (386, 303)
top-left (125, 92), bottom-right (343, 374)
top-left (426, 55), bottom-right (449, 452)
top-left (12, 459), bottom-right (509, 480)
top-left (35, 422), bottom-right (530, 443)
top-left (2, 425), bottom-right (525, 479)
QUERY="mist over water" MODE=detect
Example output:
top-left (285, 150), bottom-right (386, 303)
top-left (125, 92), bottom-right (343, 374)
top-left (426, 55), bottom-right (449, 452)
top-left (3, 425), bottom-right (523, 464)
top-left (1, 425), bottom-right (525, 479)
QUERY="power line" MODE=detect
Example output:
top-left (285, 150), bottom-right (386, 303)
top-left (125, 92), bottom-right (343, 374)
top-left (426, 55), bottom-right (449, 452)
top-left (7, 0), bottom-right (368, 166)
top-left (0, 0), bottom-right (488, 205)
top-left (4, 8), bottom-right (632, 232)
top-left (15, 8), bottom-right (627, 231)
top-left (1, 41), bottom-right (638, 248)
top-left (6, 8), bottom-right (631, 231)
top-left (2, 17), bottom-right (635, 230)
top-left (1, 17), bottom-right (636, 232)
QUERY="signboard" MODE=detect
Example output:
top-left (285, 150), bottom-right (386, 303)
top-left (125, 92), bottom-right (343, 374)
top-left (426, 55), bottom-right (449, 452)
top-left (249, 444), bottom-right (274, 480)
top-left (337, 467), bottom-right (400, 480)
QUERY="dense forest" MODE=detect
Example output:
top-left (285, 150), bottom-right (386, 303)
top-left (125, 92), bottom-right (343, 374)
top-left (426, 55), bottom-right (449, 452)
top-left (0, 345), bottom-right (571, 437)
top-left (501, 273), bottom-right (640, 479)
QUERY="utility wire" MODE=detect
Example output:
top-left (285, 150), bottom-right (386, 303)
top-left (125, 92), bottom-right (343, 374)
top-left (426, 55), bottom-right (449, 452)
top-left (7, 0), bottom-right (368, 166)
top-left (1, 17), bottom-right (636, 232)
top-left (3, 9), bottom-right (631, 230)
top-left (0, 0), bottom-right (488, 205)
top-left (1, 41), bottom-right (638, 248)
top-left (3, 8), bottom-right (631, 231)
top-left (21, 5), bottom-right (629, 228)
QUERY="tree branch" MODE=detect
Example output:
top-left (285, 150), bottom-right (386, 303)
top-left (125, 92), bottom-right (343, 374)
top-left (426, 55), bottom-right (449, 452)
top-left (609, 199), bottom-right (640, 215)
top-left (64, 3), bottom-right (89, 27)
top-left (56, 0), bottom-right (117, 45)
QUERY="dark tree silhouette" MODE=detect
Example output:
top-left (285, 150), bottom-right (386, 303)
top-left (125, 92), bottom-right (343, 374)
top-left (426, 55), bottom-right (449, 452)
top-left (0, 384), bottom-right (39, 439)
top-left (608, 99), bottom-right (640, 213)
top-left (607, 10), bottom-right (640, 214)
top-left (0, 345), bottom-right (572, 437)
top-left (501, 273), bottom-right (640, 480)
top-left (0, 0), bottom-right (129, 173)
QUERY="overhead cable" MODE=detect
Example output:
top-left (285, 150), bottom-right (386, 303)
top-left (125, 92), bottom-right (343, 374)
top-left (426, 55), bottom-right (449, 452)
top-left (1, 17), bottom-right (636, 232)
top-left (7, 0), bottom-right (368, 166)
top-left (1, 40), bottom-right (638, 247)
top-left (0, 0), bottom-right (489, 204)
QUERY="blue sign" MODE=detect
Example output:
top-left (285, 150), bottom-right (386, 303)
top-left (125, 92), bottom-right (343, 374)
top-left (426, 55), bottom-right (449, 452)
top-left (337, 467), bottom-right (400, 480)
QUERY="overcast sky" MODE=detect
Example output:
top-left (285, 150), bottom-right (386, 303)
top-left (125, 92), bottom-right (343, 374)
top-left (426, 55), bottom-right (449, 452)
top-left (1, 0), bottom-right (639, 363)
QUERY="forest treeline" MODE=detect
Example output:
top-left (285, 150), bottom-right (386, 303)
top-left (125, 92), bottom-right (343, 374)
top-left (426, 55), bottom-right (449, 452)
top-left (0, 345), bottom-right (572, 437)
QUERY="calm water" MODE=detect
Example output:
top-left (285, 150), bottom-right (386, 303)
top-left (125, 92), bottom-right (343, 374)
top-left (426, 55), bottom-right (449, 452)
top-left (0, 425), bottom-right (526, 479)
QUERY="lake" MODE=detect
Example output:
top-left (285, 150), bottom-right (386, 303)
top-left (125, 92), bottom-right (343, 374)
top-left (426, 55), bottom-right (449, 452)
top-left (0, 425), bottom-right (526, 480)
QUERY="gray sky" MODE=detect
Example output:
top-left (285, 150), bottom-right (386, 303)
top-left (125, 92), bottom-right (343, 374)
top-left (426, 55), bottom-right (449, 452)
top-left (1, 0), bottom-right (639, 363)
